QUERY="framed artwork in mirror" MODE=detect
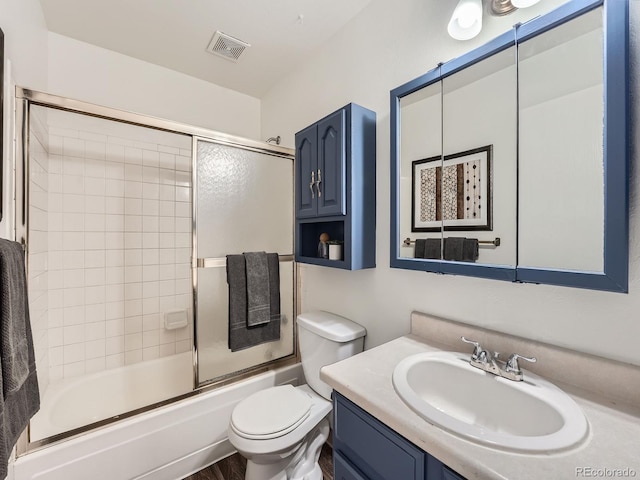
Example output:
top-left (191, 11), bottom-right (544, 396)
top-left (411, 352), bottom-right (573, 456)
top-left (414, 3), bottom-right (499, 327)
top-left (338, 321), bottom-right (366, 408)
top-left (411, 145), bottom-right (492, 232)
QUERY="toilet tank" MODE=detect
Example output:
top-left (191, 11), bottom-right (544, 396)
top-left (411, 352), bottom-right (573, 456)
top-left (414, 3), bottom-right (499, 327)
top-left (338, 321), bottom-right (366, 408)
top-left (297, 311), bottom-right (366, 400)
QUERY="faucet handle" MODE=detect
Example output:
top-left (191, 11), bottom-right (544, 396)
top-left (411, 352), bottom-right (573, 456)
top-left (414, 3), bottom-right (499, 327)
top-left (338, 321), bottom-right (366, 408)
top-left (505, 353), bottom-right (537, 374)
top-left (461, 337), bottom-right (483, 360)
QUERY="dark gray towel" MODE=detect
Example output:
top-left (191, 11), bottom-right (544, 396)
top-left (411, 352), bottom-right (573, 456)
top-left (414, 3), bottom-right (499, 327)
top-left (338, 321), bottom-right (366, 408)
top-left (462, 238), bottom-right (479, 262)
top-left (423, 238), bottom-right (442, 259)
top-left (227, 254), bottom-right (280, 352)
top-left (0, 238), bottom-right (40, 479)
top-left (444, 237), bottom-right (465, 261)
top-left (414, 239), bottom-right (427, 258)
top-left (243, 252), bottom-right (270, 327)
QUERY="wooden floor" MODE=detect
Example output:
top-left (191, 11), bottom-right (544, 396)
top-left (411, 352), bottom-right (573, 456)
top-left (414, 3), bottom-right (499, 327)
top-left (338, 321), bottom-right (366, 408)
top-left (184, 442), bottom-right (333, 480)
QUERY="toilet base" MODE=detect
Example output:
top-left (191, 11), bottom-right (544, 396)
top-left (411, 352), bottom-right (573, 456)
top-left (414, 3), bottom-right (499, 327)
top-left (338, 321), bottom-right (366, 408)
top-left (243, 418), bottom-right (330, 480)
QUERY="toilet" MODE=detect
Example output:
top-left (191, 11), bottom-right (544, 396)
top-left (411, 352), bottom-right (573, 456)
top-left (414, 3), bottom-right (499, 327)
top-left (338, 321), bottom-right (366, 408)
top-left (227, 311), bottom-right (366, 480)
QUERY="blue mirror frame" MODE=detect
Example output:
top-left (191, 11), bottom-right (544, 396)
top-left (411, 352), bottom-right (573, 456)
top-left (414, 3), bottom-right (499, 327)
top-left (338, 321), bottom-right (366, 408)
top-left (390, 0), bottom-right (628, 292)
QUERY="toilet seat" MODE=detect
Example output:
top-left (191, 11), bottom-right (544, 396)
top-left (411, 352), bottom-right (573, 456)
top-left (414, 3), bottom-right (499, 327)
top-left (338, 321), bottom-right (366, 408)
top-left (230, 385), bottom-right (312, 440)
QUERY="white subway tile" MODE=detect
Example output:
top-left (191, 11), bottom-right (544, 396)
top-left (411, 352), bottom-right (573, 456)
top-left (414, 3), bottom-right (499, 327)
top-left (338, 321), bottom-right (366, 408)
top-left (85, 286), bottom-right (106, 305)
top-left (85, 158), bottom-right (106, 178)
top-left (105, 266), bottom-right (125, 285)
top-left (142, 281), bottom-right (159, 299)
top-left (142, 329), bottom-right (160, 348)
top-left (124, 215), bottom-right (142, 232)
top-left (64, 361), bottom-right (86, 378)
top-left (142, 346), bottom-right (159, 361)
top-left (106, 214), bottom-right (124, 231)
top-left (106, 179), bottom-right (125, 197)
top-left (124, 181), bottom-right (143, 198)
top-left (175, 171), bottom-right (191, 187)
top-left (49, 137), bottom-right (64, 157)
top-left (175, 264), bottom-right (191, 280)
top-left (105, 301), bottom-right (125, 320)
top-left (142, 199), bottom-right (159, 216)
top-left (63, 212), bottom-right (84, 232)
top-left (124, 249), bottom-right (143, 266)
top-left (85, 339), bottom-right (105, 359)
top-left (85, 141), bottom-right (106, 161)
top-left (159, 296), bottom-right (175, 312)
top-left (85, 322), bottom-right (105, 341)
top-left (175, 340), bottom-right (191, 354)
top-left (105, 161), bottom-right (125, 179)
top-left (49, 193), bottom-right (64, 213)
top-left (175, 202), bottom-right (191, 218)
top-left (63, 288), bottom-right (85, 308)
top-left (143, 265), bottom-right (160, 282)
top-left (159, 280), bottom-right (175, 297)
top-left (142, 183), bottom-right (159, 200)
top-left (175, 186), bottom-right (190, 203)
top-left (159, 232), bottom-right (175, 249)
top-left (106, 144), bottom-right (125, 163)
top-left (124, 198), bottom-right (143, 215)
top-left (63, 305), bottom-right (84, 325)
top-left (85, 213), bottom-right (105, 232)
top-left (124, 265), bottom-right (143, 284)
top-left (142, 150), bottom-right (159, 167)
top-left (63, 138), bottom-right (84, 158)
top-left (49, 174), bottom-right (63, 193)
top-left (105, 319), bottom-right (124, 338)
top-left (85, 303), bottom-right (106, 321)
top-left (158, 201), bottom-right (175, 217)
top-left (158, 343), bottom-right (175, 357)
top-left (84, 232), bottom-right (106, 251)
top-left (142, 297), bottom-right (159, 315)
top-left (62, 231), bottom-right (84, 251)
top-left (106, 250), bottom-right (125, 267)
top-left (63, 269), bottom-right (85, 289)
top-left (142, 232), bottom-right (159, 249)
top-left (143, 314), bottom-right (160, 331)
top-left (85, 196), bottom-right (106, 214)
top-left (85, 177), bottom-right (106, 197)
top-left (106, 232), bottom-right (125, 249)
top-left (63, 324), bottom-right (85, 345)
top-left (124, 316), bottom-right (142, 334)
top-left (124, 233), bottom-right (142, 249)
top-left (85, 357), bottom-right (106, 374)
top-left (63, 194), bottom-right (84, 213)
top-left (159, 185), bottom-right (175, 202)
top-left (124, 332), bottom-right (142, 351)
top-left (85, 250), bottom-right (105, 268)
top-left (78, 130), bottom-right (107, 143)
top-left (49, 289), bottom-right (65, 309)
top-left (106, 196), bottom-right (125, 214)
top-left (49, 327), bottom-right (64, 347)
top-left (175, 294), bottom-right (192, 310)
top-left (143, 248), bottom-right (159, 265)
top-left (158, 145), bottom-right (179, 155)
top-left (49, 346), bottom-right (64, 366)
top-left (49, 366), bottom-right (64, 382)
top-left (176, 324), bottom-right (191, 341)
top-left (175, 279), bottom-right (192, 295)
top-left (175, 155), bottom-right (191, 172)
top-left (106, 336), bottom-right (124, 355)
top-left (49, 308), bottom-right (64, 328)
top-left (159, 249), bottom-right (176, 265)
top-left (62, 251), bottom-right (84, 269)
top-left (159, 329), bottom-right (176, 345)
top-left (179, 148), bottom-right (191, 157)
top-left (124, 147), bottom-right (143, 165)
top-left (159, 154), bottom-right (175, 171)
top-left (63, 175), bottom-right (84, 195)
top-left (105, 353), bottom-right (124, 369)
top-left (48, 213), bottom-right (64, 234)
top-left (175, 233), bottom-right (191, 248)
top-left (175, 248), bottom-right (191, 264)
top-left (124, 282), bottom-right (143, 300)
top-left (142, 166), bottom-right (159, 184)
top-left (64, 343), bottom-right (85, 363)
top-left (124, 164), bottom-right (143, 182)
top-left (124, 299), bottom-right (143, 317)
top-left (124, 350), bottom-right (143, 365)
top-left (106, 284), bottom-right (125, 303)
top-left (142, 216), bottom-right (159, 232)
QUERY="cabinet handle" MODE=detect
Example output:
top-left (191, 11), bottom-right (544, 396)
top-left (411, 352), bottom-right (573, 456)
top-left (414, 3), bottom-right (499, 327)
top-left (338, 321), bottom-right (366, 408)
top-left (316, 169), bottom-right (322, 197)
top-left (310, 171), bottom-right (315, 199)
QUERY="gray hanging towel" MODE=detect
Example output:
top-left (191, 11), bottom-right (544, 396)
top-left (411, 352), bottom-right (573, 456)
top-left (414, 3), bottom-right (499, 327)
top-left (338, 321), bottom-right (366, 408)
top-left (243, 252), bottom-right (271, 326)
top-left (423, 238), bottom-right (442, 259)
top-left (462, 238), bottom-right (479, 262)
top-left (444, 237), bottom-right (465, 261)
top-left (414, 239), bottom-right (427, 258)
top-left (0, 238), bottom-right (40, 480)
top-left (227, 254), bottom-right (280, 352)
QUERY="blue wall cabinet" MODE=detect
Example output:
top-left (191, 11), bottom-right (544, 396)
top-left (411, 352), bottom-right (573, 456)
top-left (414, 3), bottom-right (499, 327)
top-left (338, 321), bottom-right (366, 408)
top-left (333, 392), bottom-right (466, 480)
top-left (295, 104), bottom-right (376, 270)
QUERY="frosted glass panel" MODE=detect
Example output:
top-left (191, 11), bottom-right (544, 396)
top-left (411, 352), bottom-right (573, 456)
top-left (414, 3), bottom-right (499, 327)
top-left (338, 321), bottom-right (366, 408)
top-left (197, 141), bottom-right (293, 257)
top-left (195, 140), bottom-right (295, 384)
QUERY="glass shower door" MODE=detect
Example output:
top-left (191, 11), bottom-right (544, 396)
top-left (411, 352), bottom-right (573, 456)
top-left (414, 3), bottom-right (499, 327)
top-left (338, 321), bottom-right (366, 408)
top-left (194, 139), bottom-right (295, 385)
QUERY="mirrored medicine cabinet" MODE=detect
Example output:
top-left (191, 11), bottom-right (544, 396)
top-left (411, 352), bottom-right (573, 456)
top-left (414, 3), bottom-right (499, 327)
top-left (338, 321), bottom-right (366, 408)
top-left (390, 0), bottom-right (629, 292)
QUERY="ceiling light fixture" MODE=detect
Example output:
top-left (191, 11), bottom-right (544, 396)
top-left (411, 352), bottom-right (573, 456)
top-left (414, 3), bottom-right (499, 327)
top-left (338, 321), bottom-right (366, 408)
top-left (448, 0), bottom-right (483, 41)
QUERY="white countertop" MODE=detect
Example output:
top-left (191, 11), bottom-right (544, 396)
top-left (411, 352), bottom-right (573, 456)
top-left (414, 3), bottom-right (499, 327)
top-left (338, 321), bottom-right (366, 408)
top-left (321, 333), bottom-right (640, 480)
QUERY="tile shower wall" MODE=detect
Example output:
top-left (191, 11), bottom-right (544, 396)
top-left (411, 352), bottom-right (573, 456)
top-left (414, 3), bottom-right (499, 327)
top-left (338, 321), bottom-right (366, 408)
top-left (29, 108), bottom-right (50, 393)
top-left (43, 108), bottom-right (193, 381)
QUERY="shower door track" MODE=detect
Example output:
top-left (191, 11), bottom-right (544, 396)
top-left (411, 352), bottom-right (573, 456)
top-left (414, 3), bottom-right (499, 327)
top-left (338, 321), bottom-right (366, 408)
top-left (15, 87), bottom-right (300, 455)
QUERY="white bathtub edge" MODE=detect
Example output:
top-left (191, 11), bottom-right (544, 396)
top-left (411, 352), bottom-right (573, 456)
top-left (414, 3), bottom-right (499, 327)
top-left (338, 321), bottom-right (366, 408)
top-left (15, 363), bottom-right (303, 480)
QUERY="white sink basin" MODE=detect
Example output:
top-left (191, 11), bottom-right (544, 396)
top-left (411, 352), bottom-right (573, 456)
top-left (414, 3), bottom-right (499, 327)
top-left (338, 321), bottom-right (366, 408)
top-left (392, 351), bottom-right (588, 453)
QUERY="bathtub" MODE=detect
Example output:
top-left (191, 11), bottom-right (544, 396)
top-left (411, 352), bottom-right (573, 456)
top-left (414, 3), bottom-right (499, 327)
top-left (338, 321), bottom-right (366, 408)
top-left (14, 360), bottom-right (303, 480)
top-left (30, 352), bottom-right (194, 441)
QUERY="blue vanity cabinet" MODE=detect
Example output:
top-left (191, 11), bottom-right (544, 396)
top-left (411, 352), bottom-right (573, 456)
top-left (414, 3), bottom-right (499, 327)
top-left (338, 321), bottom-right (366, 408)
top-left (295, 104), bottom-right (376, 270)
top-left (333, 392), bottom-right (466, 480)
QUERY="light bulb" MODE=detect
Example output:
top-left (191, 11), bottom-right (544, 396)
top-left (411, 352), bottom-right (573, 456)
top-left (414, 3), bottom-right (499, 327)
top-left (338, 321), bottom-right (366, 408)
top-left (511, 0), bottom-right (541, 8)
top-left (448, 0), bottom-right (483, 41)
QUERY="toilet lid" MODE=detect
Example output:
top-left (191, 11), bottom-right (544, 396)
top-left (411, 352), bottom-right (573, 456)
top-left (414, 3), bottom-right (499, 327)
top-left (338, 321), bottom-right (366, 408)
top-left (230, 385), bottom-right (312, 440)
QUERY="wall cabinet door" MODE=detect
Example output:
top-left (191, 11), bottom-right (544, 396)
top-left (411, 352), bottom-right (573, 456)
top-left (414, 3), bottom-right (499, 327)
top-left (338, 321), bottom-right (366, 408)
top-left (317, 109), bottom-right (346, 216)
top-left (295, 123), bottom-right (318, 219)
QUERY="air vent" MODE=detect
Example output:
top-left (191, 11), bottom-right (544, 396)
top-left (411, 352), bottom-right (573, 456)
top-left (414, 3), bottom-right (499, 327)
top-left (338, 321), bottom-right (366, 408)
top-left (206, 31), bottom-right (251, 62)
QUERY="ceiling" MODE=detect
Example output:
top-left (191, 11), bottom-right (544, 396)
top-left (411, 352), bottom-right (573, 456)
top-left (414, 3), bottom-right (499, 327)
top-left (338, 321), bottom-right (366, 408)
top-left (38, 0), bottom-right (374, 98)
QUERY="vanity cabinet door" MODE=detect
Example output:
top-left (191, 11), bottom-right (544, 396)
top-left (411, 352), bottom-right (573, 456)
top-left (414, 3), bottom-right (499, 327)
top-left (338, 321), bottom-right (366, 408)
top-left (295, 123), bottom-right (318, 219)
top-left (334, 452), bottom-right (370, 480)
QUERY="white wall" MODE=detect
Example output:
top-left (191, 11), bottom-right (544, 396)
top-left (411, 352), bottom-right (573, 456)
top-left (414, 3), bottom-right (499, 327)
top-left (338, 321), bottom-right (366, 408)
top-left (47, 33), bottom-right (261, 140)
top-left (262, 0), bottom-right (640, 367)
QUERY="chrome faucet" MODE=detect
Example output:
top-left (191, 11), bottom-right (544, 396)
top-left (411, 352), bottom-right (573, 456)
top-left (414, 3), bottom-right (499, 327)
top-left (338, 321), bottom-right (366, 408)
top-left (461, 337), bottom-right (536, 382)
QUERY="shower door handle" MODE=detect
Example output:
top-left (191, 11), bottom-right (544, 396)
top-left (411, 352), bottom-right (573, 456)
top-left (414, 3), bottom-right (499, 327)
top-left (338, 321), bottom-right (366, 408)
top-left (309, 171), bottom-right (315, 198)
top-left (316, 169), bottom-right (322, 197)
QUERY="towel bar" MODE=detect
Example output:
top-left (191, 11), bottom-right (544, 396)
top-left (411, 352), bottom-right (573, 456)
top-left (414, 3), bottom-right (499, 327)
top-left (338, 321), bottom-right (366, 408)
top-left (196, 254), bottom-right (294, 268)
top-left (402, 237), bottom-right (500, 247)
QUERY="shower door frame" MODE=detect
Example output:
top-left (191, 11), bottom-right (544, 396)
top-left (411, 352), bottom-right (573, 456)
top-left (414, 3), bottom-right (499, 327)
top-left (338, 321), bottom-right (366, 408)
top-left (15, 87), bottom-right (300, 454)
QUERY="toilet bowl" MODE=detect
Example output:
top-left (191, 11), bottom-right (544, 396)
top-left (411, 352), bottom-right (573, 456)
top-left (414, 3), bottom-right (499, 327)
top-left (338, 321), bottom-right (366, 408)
top-left (227, 311), bottom-right (366, 480)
